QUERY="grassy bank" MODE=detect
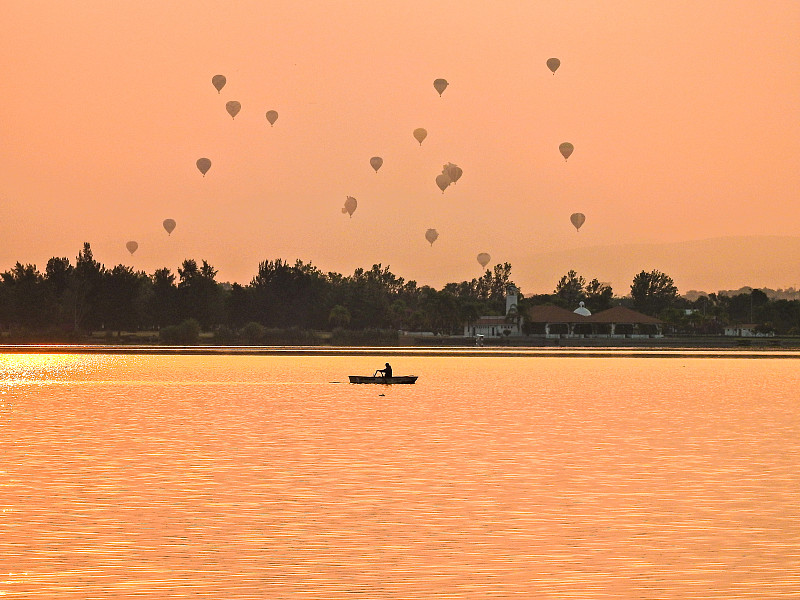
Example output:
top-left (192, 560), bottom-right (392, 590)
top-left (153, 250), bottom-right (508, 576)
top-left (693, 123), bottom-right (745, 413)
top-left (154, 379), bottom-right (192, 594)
top-left (2, 329), bottom-right (799, 350)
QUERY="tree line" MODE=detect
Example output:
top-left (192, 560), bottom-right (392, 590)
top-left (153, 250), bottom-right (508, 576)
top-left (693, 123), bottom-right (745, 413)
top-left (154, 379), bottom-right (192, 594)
top-left (553, 269), bottom-right (800, 336)
top-left (1, 243), bottom-right (799, 342)
top-left (0, 243), bottom-right (515, 343)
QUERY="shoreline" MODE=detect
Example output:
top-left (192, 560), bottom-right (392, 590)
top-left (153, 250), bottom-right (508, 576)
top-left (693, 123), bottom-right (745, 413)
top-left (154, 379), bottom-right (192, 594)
top-left (2, 344), bottom-right (800, 359)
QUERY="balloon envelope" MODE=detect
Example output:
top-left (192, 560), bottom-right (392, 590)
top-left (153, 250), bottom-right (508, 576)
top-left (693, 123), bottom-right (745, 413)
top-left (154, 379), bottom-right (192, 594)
top-left (433, 78), bottom-right (448, 96)
top-left (343, 196), bottom-right (357, 217)
top-left (212, 74), bottom-right (226, 93)
top-left (570, 212), bottom-right (586, 231)
top-left (425, 228), bottom-right (439, 245)
top-left (443, 163), bottom-right (462, 184)
top-left (163, 219), bottom-right (176, 235)
top-left (413, 128), bottom-right (427, 145)
top-left (546, 58), bottom-right (560, 74)
top-left (126, 241), bottom-right (138, 255)
top-left (559, 142), bottom-right (574, 160)
top-left (477, 253), bottom-right (491, 268)
top-left (435, 173), bottom-right (451, 193)
top-left (226, 100), bottom-right (241, 119)
top-left (265, 110), bottom-right (278, 126)
top-left (370, 156), bottom-right (383, 172)
top-left (196, 157), bottom-right (211, 176)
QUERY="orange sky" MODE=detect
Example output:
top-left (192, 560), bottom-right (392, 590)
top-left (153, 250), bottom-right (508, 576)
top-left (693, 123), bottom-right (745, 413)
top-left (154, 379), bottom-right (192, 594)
top-left (2, 1), bottom-right (799, 295)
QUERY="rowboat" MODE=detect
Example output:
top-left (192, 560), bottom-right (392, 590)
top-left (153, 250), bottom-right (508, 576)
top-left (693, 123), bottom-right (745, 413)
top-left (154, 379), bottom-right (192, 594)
top-left (348, 375), bottom-right (418, 384)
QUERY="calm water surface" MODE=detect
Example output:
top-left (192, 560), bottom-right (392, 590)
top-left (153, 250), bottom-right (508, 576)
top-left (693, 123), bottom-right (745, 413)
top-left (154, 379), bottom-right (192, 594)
top-left (1, 352), bottom-right (799, 599)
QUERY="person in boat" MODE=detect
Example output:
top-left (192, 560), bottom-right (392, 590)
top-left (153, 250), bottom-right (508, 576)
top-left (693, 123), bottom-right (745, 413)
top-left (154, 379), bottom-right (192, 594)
top-left (376, 362), bottom-right (392, 380)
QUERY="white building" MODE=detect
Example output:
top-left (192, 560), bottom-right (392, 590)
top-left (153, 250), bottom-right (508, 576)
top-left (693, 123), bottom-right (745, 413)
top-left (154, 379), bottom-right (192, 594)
top-left (464, 285), bottom-right (521, 337)
top-left (573, 301), bottom-right (591, 317)
top-left (723, 324), bottom-right (773, 337)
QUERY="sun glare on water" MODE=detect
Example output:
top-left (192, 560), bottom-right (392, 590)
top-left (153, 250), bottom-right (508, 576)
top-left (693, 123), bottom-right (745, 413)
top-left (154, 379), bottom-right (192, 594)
top-left (0, 353), bottom-right (108, 390)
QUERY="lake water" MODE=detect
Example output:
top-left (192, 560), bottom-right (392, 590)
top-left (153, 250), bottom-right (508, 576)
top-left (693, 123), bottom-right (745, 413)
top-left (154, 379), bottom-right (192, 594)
top-left (2, 351), bottom-right (799, 599)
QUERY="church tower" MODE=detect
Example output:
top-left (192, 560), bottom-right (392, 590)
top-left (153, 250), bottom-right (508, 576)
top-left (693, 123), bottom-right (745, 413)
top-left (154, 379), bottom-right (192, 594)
top-left (505, 285), bottom-right (518, 315)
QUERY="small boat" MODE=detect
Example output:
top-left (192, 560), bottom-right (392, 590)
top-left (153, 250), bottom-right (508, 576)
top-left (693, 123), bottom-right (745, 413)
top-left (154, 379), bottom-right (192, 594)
top-left (348, 375), bottom-right (418, 384)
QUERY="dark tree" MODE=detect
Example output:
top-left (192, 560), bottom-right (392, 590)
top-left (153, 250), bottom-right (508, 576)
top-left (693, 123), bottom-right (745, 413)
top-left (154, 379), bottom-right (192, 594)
top-left (250, 259), bottom-right (330, 329)
top-left (420, 287), bottom-right (462, 335)
top-left (761, 299), bottom-right (800, 335)
top-left (103, 265), bottom-right (148, 334)
top-left (630, 270), bottom-right (678, 316)
top-left (177, 259), bottom-right (225, 329)
top-left (328, 304), bottom-right (351, 328)
top-left (149, 268), bottom-right (179, 328)
top-left (45, 257), bottom-right (73, 297)
top-left (489, 263), bottom-right (513, 305)
top-left (584, 278), bottom-right (613, 312)
top-left (338, 264), bottom-right (396, 329)
top-left (0, 263), bottom-right (49, 330)
top-left (71, 243), bottom-right (105, 332)
top-left (555, 270), bottom-right (586, 308)
top-left (443, 262), bottom-right (516, 317)
top-left (45, 257), bottom-right (75, 330)
top-left (226, 283), bottom-right (254, 329)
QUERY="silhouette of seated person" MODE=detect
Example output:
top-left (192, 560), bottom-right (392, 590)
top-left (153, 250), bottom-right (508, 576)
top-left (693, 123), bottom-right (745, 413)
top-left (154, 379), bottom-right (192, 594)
top-left (376, 363), bottom-right (392, 380)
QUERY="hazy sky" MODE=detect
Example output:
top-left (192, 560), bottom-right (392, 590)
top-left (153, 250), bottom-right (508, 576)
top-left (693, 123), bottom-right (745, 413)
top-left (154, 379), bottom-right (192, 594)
top-left (3, 1), bottom-right (799, 294)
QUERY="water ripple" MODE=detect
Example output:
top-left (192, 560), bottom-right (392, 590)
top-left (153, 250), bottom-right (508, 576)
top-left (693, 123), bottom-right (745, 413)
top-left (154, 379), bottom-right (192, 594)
top-left (1, 354), bottom-right (798, 598)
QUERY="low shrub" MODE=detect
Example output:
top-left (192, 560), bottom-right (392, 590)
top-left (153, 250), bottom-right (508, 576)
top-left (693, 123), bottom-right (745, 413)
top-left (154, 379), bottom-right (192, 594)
top-left (329, 328), bottom-right (399, 346)
top-left (160, 318), bottom-right (201, 344)
top-left (241, 321), bottom-right (266, 344)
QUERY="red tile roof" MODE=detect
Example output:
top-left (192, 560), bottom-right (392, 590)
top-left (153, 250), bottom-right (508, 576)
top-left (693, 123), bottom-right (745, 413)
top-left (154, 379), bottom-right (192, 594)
top-left (585, 306), bottom-right (663, 324)
top-left (526, 305), bottom-right (586, 323)
top-left (526, 304), bottom-right (662, 325)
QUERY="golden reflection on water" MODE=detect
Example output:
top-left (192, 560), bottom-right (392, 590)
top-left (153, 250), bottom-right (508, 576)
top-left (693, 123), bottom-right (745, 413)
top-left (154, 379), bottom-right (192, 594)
top-left (1, 353), bottom-right (799, 599)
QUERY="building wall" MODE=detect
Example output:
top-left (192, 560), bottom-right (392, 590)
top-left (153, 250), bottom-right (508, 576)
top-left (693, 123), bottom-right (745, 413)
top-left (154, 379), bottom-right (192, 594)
top-left (505, 285), bottom-right (518, 316)
top-left (466, 323), bottom-right (520, 337)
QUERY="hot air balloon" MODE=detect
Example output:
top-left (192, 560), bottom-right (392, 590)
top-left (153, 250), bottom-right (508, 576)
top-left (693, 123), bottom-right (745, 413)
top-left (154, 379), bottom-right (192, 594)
top-left (212, 74), bottom-right (226, 93)
top-left (435, 173), bottom-right (451, 193)
top-left (413, 128), bottom-right (427, 145)
top-left (477, 253), bottom-right (491, 268)
top-left (226, 101), bottom-right (241, 119)
top-left (196, 158), bottom-right (211, 176)
top-left (433, 78), bottom-right (448, 96)
top-left (126, 241), bottom-right (138, 255)
top-left (266, 110), bottom-right (278, 126)
top-left (370, 157), bottom-right (383, 173)
top-left (342, 196), bottom-right (357, 217)
top-left (570, 213), bottom-right (586, 231)
top-left (546, 58), bottom-right (560, 74)
top-left (559, 142), bottom-right (574, 161)
top-left (425, 228), bottom-right (439, 246)
top-left (163, 219), bottom-right (176, 235)
top-left (443, 163), bottom-right (463, 184)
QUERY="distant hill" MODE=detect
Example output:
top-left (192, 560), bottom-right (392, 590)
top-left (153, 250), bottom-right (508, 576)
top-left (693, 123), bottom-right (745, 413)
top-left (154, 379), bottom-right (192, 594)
top-left (515, 236), bottom-right (800, 296)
